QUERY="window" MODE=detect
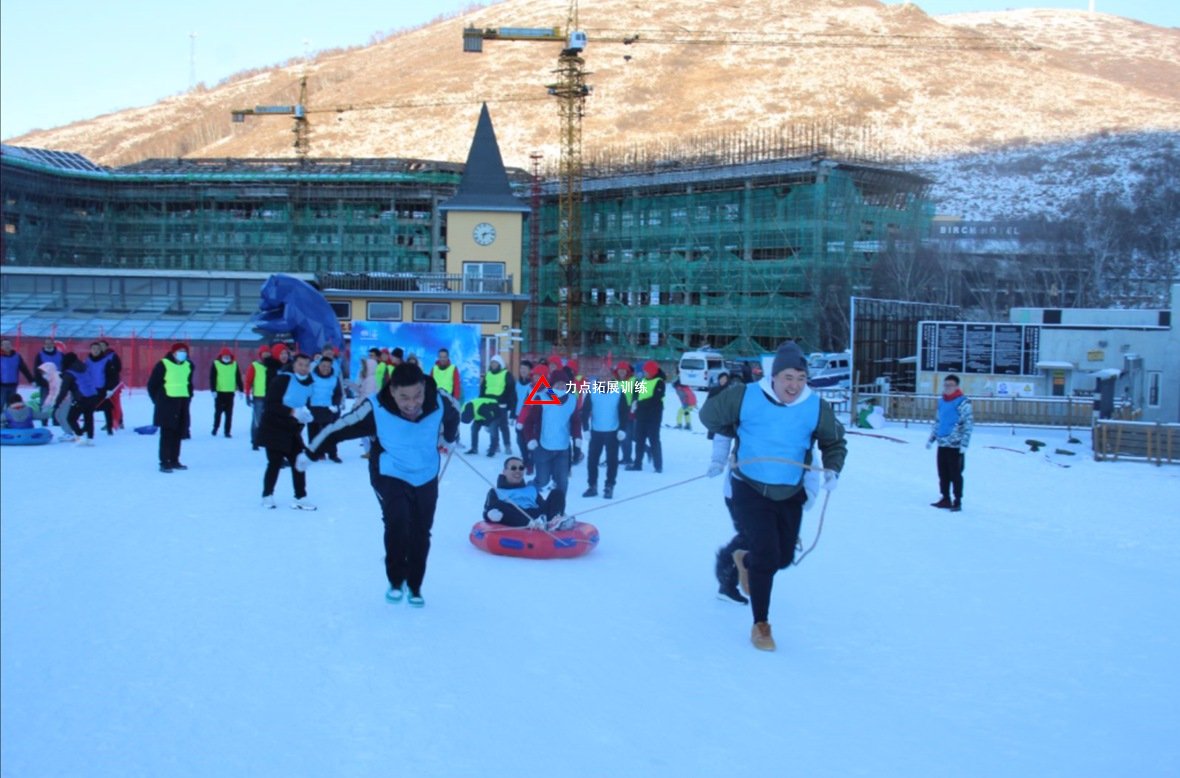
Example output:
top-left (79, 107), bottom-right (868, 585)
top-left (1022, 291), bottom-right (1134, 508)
top-left (1148, 372), bottom-right (1161, 408)
top-left (414, 302), bottom-right (450, 322)
top-left (329, 301), bottom-right (352, 320)
top-left (463, 303), bottom-right (500, 323)
top-left (462, 262), bottom-right (506, 293)
top-left (367, 301), bottom-right (403, 321)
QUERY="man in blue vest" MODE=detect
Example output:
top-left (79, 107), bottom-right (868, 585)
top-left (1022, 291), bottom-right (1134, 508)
top-left (700, 340), bottom-right (847, 652)
top-left (258, 352), bottom-right (316, 510)
top-left (927, 374), bottom-right (974, 512)
top-left (0, 338), bottom-right (35, 409)
top-left (301, 362), bottom-right (459, 607)
top-left (482, 456), bottom-right (570, 528)
top-left (581, 381), bottom-right (628, 499)
top-left (520, 367), bottom-right (581, 497)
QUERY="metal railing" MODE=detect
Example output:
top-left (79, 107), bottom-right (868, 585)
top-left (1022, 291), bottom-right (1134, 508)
top-left (317, 272), bottom-right (516, 296)
top-left (1093, 420), bottom-right (1180, 465)
top-left (851, 391), bottom-right (1094, 429)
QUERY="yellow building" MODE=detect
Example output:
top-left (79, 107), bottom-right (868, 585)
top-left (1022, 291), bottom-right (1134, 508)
top-left (323, 104), bottom-right (529, 363)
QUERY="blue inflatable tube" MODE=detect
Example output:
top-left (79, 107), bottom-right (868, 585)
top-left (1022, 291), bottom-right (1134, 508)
top-left (0, 428), bottom-right (54, 446)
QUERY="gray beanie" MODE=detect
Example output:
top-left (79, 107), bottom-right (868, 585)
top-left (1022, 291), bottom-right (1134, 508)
top-left (771, 341), bottom-right (808, 376)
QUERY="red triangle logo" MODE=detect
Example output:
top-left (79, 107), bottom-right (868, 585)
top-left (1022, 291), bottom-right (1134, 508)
top-left (524, 375), bottom-right (562, 406)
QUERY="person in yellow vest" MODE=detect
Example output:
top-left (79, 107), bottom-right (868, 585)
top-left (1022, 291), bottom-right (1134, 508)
top-left (626, 359), bottom-right (666, 473)
top-left (209, 346), bottom-right (244, 438)
top-left (376, 347), bottom-right (404, 390)
top-left (244, 345), bottom-right (270, 451)
top-left (147, 342), bottom-right (194, 473)
top-left (478, 354), bottom-right (516, 456)
top-left (431, 348), bottom-right (460, 402)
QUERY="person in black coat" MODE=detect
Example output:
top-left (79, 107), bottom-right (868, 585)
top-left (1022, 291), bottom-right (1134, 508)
top-left (258, 352), bottom-right (316, 509)
top-left (147, 343), bottom-right (194, 472)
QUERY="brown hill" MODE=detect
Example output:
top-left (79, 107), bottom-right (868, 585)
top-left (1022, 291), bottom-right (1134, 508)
top-left (7, 0), bottom-right (1180, 169)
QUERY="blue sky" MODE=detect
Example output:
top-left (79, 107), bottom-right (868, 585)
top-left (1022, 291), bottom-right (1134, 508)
top-left (1, 0), bottom-right (1175, 141)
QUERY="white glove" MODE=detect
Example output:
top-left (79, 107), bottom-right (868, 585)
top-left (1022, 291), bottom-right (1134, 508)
top-left (822, 469), bottom-right (839, 492)
top-left (437, 434), bottom-right (453, 455)
top-left (292, 406), bottom-right (313, 424)
top-left (926, 439), bottom-right (934, 450)
top-left (616, 429), bottom-right (627, 441)
top-left (548, 514), bottom-right (576, 531)
top-left (527, 439), bottom-right (538, 451)
top-left (515, 422), bottom-right (524, 431)
top-left (486, 508), bottom-right (503, 523)
top-left (707, 460), bottom-right (725, 478)
top-left (803, 469), bottom-right (822, 510)
top-left (295, 453), bottom-right (313, 472)
top-left (527, 516), bottom-right (547, 530)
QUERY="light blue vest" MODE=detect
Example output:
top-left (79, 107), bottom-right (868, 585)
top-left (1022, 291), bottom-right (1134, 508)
top-left (936, 395), bottom-right (966, 437)
top-left (495, 484), bottom-right (540, 511)
top-left (587, 392), bottom-right (622, 432)
top-left (539, 392), bottom-right (578, 451)
top-left (372, 399), bottom-right (443, 487)
top-left (514, 379), bottom-right (532, 416)
top-left (736, 384), bottom-right (820, 486)
top-left (310, 369), bottom-right (338, 407)
top-left (282, 374), bottom-right (315, 410)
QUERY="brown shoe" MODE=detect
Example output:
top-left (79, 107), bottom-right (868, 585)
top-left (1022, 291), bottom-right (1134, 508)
top-left (751, 622), bottom-right (776, 651)
top-left (732, 549), bottom-right (750, 596)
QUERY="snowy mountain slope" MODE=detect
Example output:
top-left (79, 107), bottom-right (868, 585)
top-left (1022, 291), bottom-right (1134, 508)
top-left (2, 391), bottom-right (1178, 777)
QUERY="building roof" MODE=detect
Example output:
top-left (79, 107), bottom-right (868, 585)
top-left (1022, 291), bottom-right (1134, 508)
top-left (439, 104), bottom-right (530, 214)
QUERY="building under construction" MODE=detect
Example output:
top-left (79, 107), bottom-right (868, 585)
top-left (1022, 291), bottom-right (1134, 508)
top-left (2, 135), bottom-right (933, 361)
top-left (528, 142), bottom-right (934, 360)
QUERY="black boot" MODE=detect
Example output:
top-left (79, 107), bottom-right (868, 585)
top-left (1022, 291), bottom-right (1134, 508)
top-left (603, 485), bottom-right (613, 499)
top-left (931, 497), bottom-right (953, 509)
top-left (582, 486), bottom-right (597, 498)
top-left (950, 499), bottom-right (962, 512)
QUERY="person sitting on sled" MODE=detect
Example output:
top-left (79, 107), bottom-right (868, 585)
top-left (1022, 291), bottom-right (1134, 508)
top-left (482, 456), bottom-right (574, 530)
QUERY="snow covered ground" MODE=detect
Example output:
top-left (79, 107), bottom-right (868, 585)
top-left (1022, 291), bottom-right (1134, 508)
top-left (3, 390), bottom-right (1179, 777)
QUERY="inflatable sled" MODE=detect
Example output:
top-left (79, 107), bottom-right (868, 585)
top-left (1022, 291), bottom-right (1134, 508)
top-left (469, 520), bottom-right (599, 560)
top-left (0, 428), bottom-right (54, 446)
top-left (134, 425), bottom-right (159, 435)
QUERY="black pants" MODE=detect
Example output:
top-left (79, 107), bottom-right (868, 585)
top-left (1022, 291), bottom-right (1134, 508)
top-left (374, 475), bottom-right (438, 595)
top-left (730, 478), bottom-right (805, 624)
top-left (515, 425), bottom-right (532, 470)
top-left (263, 447), bottom-right (306, 499)
top-left (586, 429), bottom-right (619, 489)
top-left (715, 495), bottom-right (747, 589)
top-left (307, 412), bottom-right (339, 458)
top-left (936, 446), bottom-right (965, 501)
top-left (633, 416), bottom-right (662, 471)
top-left (496, 490), bottom-right (566, 527)
top-left (491, 403), bottom-right (512, 452)
top-left (212, 392), bottom-right (234, 436)
top-left (68, 395), bottom-right (98, 439)
top-left (619, 417), bottom-right (635, 464)
top-left (159, 427), bottom-right (183, 466)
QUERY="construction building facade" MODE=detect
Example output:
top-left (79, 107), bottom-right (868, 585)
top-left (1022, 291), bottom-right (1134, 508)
top-left (3, 139), bottom-right (933, 365)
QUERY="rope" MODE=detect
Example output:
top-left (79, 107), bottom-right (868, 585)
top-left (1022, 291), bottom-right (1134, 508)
top-left (575, 474), bottom-right (710, 516)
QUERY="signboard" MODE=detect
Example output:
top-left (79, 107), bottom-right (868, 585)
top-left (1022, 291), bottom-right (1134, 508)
top-left (349, 321), bottom-right (483, 402)
top-left (919, 321), bottom-right (1041, 377)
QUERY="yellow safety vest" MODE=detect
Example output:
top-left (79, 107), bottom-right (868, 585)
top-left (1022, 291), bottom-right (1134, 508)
top-left (484, 369), bottom-right (507, 398)
top-left (433, 364), bottom-right (457, 394)
top-left (162, 359), bottom-right (192, 398)
top-left (637, 376), bottom-right (662, 402)
top-left (213, 361), bottom-right (237, 393)
top-left (251, 360), bottom-right (267, 397)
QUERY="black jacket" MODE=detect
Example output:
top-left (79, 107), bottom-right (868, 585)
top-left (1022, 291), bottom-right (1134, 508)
top-left (257, 371), bottom-right (314, 456)
top-left (147, 356), bottom-right (194, 431)
top-left (482, 475), bottom-right (566, 527)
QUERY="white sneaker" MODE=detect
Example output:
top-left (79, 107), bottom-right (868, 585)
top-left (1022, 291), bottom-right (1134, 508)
top-left (261, 495), bottom-right (276, 509)
top-left (76, 437), bottom-right (95, 447)
top-left (58, 433), bottom-right (76, 442)
top-left (291, 498), bottom-right (317, 511)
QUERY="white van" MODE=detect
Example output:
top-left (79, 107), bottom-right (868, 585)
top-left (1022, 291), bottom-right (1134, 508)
top-left (678, 350), bottom-right (727, 390)
top-left (806, 351), bottom-right (852, 389)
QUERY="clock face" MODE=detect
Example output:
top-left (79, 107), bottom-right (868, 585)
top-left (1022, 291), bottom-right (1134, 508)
top-left (473, 222), bottom-right (497, 246)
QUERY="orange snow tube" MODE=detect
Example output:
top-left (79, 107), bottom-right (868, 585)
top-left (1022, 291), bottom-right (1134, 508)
top-left (469, 520), bottom-right (599, 559)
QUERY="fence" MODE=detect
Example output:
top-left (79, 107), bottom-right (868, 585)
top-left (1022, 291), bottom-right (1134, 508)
top-left (1093, 420), bottom-right (1180, 465)
top-left (852, 391), bottom-right (1094, 429)
top-left (3, 333), bottom-right (270, 391)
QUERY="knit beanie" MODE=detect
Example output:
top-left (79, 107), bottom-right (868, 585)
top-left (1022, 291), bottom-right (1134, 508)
top-left (771, 341), bottom-right (808, 376)
top-left (271, 343), bottom-right (289, 360)
top-left (642, 360), bottom-right (660, 379)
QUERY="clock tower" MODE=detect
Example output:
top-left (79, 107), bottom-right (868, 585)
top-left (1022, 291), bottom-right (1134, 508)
top-left (440, 104), bottom-right (531, 358)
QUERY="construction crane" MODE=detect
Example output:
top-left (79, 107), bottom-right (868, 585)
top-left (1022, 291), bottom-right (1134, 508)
top-left (464, 0), bottom-right (589, 352)
top-left (464, 11), bottom-right (1037, 353)
top-left (230, 76), bottom-right (549, 159)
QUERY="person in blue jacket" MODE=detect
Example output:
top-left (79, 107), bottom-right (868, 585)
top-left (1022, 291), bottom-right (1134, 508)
top-left (301, 362), bottom-right (459, 607)
top-left (53, 351), bottom-right (103, 445)
top-left (927, 374), bottom-right (974, 512)
top-left (581, 382), bottom-right (628, 499)
top-left (520, 367), bottom-right (581, 497)
top-left (0, 338), bottom-right (35, 409)
top-left (482, 456), bottom-right (569, 528)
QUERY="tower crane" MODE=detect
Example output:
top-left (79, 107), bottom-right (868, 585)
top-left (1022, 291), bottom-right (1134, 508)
top-left (464, 10), bottom-right (1037, 353)
top-left (230, 75), bottom-right (548, 159)
top-left (464, 0), bottom-right (588, 352)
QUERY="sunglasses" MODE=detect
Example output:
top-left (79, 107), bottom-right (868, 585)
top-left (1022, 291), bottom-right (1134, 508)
top-left (506, 465), bottom-right (525, 471)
